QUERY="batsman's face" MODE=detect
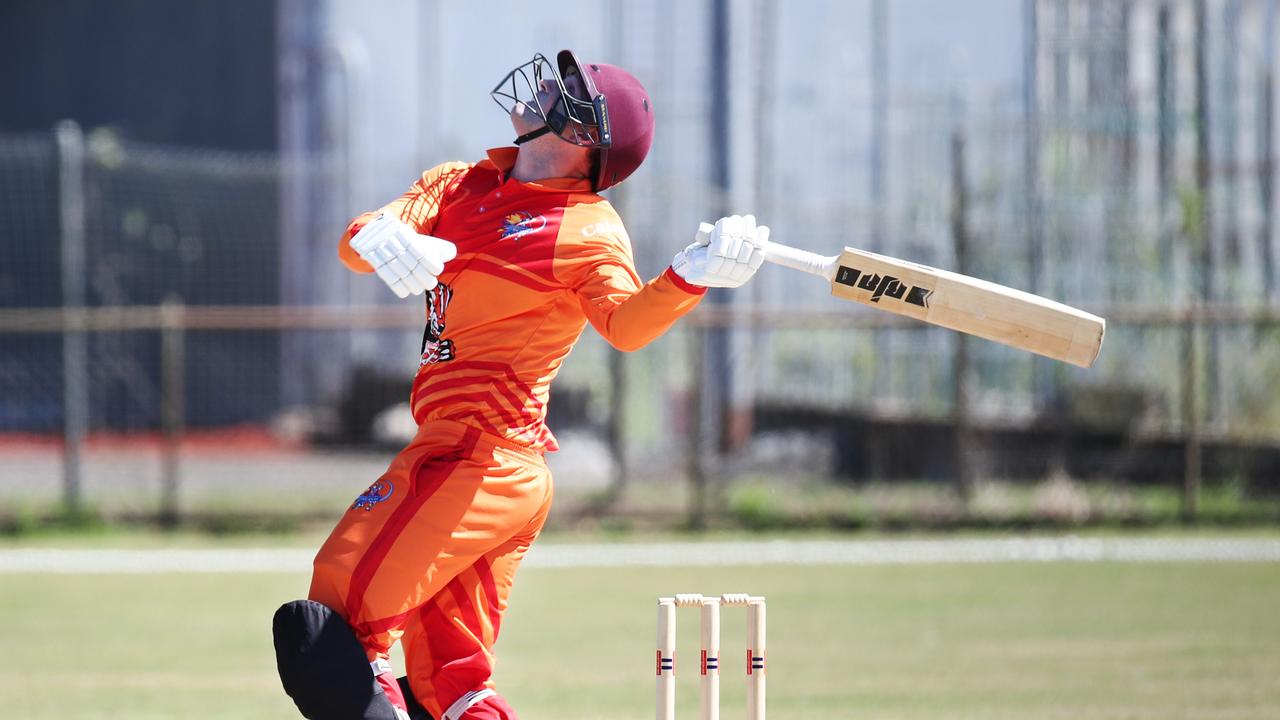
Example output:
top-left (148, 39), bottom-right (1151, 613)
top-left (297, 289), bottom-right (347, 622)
top-left (509, 78), bottom-right (555, 133)
top-left (509, 72), bottom-right (592, 140)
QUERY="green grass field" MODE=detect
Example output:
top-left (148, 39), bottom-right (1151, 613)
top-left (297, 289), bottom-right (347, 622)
top-left (1, 538), bottom-right (1278, 719)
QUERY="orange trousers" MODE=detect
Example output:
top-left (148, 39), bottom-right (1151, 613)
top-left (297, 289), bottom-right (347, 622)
top-left (309, 419), bottom-right (553, 719)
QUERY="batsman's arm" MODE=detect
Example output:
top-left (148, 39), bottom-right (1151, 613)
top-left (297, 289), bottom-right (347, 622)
top-left (338, 161), bottom-right (472, 273)
top-left (556, 212), bottom-right (707, 352)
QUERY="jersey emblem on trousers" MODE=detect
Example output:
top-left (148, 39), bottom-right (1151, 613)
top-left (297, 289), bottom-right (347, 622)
top-left (351, 478), bottom-right (394, 511)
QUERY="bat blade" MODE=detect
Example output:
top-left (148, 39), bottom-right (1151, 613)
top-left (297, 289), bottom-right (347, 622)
top-left (827, 247), bottom-right (1105, 367)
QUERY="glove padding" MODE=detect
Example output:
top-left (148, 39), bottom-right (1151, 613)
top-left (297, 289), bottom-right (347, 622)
top-left (671, 214), bottom-right (769, 288)
top-left (350, 213), bottom-right (457, 298)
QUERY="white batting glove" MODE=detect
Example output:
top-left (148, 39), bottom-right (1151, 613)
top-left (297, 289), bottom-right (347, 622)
top-left (671, 214), bottom-right (769, 288)
top-left (349, 213), bottom-right (457, 299)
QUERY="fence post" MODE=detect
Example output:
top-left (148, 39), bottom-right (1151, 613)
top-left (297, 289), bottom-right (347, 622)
top-left (687, 325), bottom-right (710, 530)
top-left (950, 128), bottom-right (975, 502)
top-left (603, 347), bottom-right (628, 508)
top-left (1182, 312), bottom-right (1201, 522)
top-left (56, 120), bottom-right (88, 518)
top-left (160, 297), bottom-right (186, 526)
top-left (1185, 0), bottom-right (1211, 521)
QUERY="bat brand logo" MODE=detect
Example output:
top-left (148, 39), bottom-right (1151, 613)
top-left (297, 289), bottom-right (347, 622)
top-left (835, 266), bottom-right (933, 308)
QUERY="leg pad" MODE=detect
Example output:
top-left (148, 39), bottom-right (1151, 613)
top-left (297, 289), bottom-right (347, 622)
top-left (272, 599), bottom-right (401, 720)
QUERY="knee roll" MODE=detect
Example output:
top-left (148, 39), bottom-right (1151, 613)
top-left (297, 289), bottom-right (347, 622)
top-left (272, 599), bottom-right (402, 720)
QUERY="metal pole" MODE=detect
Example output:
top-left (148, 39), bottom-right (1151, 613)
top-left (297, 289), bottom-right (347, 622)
top-left (603, 0), bottom-right (629, 508)
top-left (56, 120), bottom-right (88, 517)
top-left (870, 0), bottom-right (888, 255)
top-left (160, 297), bottom-right (186, 527)
top-left (1183, 0), bottom-right (1211, 519)
top-left (691, 0), bottom-right (731, 526)
top-left (277, 0), bottom-right (310, 411)
top-left (708, 0), bottom-right (732, 453)
top-left (1260, 0), bottom-right (1277, 302)
top-left (1156, 2), bottom-right (1174, 283)
top-left (869, 0), bottom-right (893, 424)
top-left (688, 328), bottom-right (708, 529)
top-left (950, 128), bottom-right (975, 502)
top-left (604, 345), bottom-right (628, 508)
top-left (1182, 314), bottom-right (1201, 522)
top-left (1024, 0), bottom-right (1052, 403)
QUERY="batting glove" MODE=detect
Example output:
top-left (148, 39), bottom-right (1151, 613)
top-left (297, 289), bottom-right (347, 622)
top-left (350, 213), bottom-right (457, 299)
top-left (671, 214), bottom-right (769, 288)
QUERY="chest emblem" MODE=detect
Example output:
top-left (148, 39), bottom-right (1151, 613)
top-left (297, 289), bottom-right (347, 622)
top-left (500, 211), bottom-right (547, 241)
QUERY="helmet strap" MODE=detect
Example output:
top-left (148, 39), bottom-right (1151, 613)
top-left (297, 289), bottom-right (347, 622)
top-left (515, 103), bottom-right (584, 146)
top-left (513, 125), bottom-right (553, 145)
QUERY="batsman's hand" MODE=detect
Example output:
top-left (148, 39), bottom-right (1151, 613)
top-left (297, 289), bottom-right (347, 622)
top-left (350, 213), bottom-right (457, 299)
top-left (671, 214), bottom-right (769, 288)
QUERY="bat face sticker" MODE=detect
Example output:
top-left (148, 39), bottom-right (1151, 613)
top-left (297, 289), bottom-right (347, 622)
top-left (835, 266), bottom-right (933, 308)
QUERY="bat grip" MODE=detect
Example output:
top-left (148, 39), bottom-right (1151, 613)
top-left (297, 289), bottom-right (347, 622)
top-left (762, 242), bottom-right (837, 281)
top-left (696, 222), bottom-right (837, 280)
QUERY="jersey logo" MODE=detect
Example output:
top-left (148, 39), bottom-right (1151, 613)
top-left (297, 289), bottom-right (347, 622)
top-left (500, 211), bottom-right (546, 240)
top-left (351, 478), bottom-right (393, 511)
top-left (420, 282), bottom-right (455, 365)
top-left (582, 220), bottom-right (626, 237)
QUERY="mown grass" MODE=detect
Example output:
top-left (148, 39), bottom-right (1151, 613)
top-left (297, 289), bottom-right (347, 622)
top-left (0, 538), bottom-right (1277, 719)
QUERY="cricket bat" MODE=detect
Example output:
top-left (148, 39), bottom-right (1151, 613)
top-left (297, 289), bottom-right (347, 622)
top-left (698, 223), bottom-right (1105, 367)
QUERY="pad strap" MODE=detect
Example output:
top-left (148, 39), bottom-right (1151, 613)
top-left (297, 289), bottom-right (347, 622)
top-left (442, 689), bottom-right (498, 720)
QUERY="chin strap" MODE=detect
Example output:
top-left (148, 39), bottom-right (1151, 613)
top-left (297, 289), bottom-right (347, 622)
top-left (515, 104), bottom-right (573, 145)
top-left (513, 125), bottom-right (552, 145)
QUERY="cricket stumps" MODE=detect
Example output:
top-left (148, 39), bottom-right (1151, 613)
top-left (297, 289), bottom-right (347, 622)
top-left (656, 593), bottom-right (766, 720)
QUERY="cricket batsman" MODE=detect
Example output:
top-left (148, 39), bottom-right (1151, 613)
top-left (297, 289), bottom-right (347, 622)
top-left (272, 50), bottom-right (768, 720)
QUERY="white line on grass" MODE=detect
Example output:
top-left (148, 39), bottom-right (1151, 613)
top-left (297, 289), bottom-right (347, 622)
top-left (1, 537), bottom-right (1278, 573)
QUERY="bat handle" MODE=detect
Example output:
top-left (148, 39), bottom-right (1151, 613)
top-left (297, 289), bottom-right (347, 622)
top-left (762, 241), bottom-right (838, 281)
top-left (696, 222), bottom-right (837, 281)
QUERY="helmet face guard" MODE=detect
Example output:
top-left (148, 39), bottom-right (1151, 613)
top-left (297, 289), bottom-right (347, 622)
top-left (491, 53), bottom-right (611, 149)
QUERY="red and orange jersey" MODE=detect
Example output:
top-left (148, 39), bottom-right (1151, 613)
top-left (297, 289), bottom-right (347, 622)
top-left (339, 148), bottom-right (704, 451)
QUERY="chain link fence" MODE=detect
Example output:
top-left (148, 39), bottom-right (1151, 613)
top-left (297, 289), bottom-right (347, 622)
top-left (2, 0), bottom-right (1279, 530)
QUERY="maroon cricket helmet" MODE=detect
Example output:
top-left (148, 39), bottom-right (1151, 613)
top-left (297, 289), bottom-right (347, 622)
top-left (491, 50), bottom-right (656, 191)
top-left (555, 50), bottom-right (656, 191)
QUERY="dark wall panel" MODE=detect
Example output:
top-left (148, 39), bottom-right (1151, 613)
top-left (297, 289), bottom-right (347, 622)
top-left (0, 0), bottom-right (277, 151)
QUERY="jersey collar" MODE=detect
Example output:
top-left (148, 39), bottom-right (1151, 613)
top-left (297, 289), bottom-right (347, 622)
top-left (482, 147), bottom-right (594, 192)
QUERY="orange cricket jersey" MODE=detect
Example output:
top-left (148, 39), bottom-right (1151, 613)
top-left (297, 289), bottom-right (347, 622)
top-left (339, 148), bottom-right (704, 451)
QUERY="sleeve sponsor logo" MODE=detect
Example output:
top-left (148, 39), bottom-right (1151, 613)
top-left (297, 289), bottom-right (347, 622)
top-left (834, 265), bottom-right (933, 308)
top-left (581, 220), bottom-right (626, 237)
